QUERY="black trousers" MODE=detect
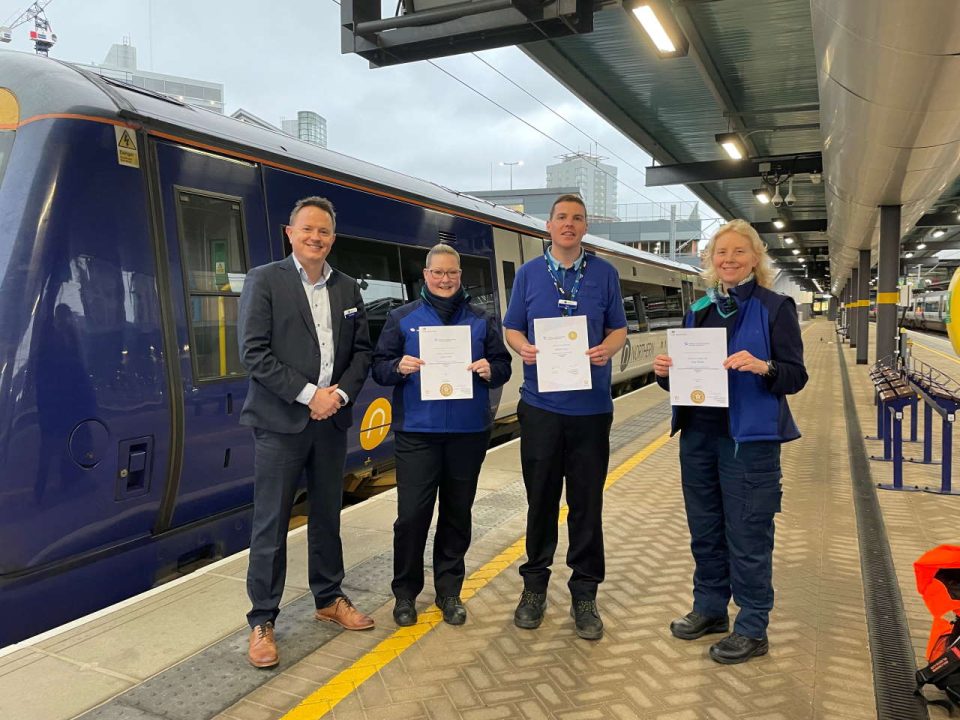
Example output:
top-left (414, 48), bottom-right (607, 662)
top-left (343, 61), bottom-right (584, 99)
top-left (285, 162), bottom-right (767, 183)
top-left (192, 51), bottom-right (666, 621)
top-left (392, 430), bottom-right (490, 600)
top-left (246, 419), bottom-right (347, 629)
top-left (517, 399), bottom-right (613, 601)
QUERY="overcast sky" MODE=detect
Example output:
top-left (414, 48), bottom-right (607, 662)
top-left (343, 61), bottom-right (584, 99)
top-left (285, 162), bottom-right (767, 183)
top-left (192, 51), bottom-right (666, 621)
top-left (2, 0), bottom-right (713, 218)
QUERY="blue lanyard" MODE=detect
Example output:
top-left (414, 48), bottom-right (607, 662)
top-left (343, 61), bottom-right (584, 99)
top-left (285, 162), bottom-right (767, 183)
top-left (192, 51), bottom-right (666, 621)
top-left (544, 250), bottom-right (586, 315)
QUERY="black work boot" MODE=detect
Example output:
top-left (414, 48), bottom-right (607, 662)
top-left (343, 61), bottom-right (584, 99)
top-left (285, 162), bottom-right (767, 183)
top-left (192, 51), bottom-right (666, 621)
top-left (570, 599), bottom-right (603, 640)
top-left (393, 598), bottom-right (417, 627)
top-left (708, 632), bottom-right (769, 664)
top-left (435, 596), bottom-right (467, 625)
top-left (513, 590), bottom-right (547, 629)
top-left (669, 611), bottom-right (729, 640)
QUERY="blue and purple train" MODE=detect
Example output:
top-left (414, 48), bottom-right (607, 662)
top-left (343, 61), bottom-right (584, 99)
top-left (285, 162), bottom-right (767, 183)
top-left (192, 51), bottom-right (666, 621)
top-left (0, 49), bottom-right (704, 647)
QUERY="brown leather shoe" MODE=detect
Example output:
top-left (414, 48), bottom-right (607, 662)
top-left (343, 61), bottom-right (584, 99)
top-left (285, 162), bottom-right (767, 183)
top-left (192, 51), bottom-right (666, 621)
top-left (248, 622), bottom-right (279, 668)
top-left (315, 596), bottom-right (375, 631)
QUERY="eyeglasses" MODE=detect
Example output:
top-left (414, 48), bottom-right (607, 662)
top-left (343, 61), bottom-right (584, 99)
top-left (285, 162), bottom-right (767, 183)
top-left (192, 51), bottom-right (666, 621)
top-left (426, 269), bottom-right (462, 279)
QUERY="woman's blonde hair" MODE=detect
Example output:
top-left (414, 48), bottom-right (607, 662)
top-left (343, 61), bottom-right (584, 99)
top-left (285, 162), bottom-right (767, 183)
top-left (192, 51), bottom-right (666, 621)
top-left (700, 219), bottom-right (775, 288)
top-left (425, 242), bottom-right (460, 267)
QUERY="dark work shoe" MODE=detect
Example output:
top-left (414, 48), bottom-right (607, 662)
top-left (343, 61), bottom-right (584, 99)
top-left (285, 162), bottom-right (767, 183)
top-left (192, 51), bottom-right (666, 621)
top-left (436, 596), bottom-right (467, 625)
top-left (393, 598), bottom-right (417, 627)
top-left (514, 590), bottom-right (547, 629)
top-left (669, 611), bottom-right (729, 640)
top-left (570, 599), bottom-right (603, 640)
top-left (708, 632), bottom-right (769, 664)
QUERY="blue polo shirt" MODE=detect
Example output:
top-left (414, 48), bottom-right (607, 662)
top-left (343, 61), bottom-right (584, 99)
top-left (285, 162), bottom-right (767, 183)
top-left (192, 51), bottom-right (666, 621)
top-left (503, 249), bottom-right (627, 415)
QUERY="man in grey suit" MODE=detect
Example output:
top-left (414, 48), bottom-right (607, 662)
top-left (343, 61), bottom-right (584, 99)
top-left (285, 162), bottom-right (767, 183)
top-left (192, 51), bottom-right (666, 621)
top-left (239, 196), bottom-right (374, 669)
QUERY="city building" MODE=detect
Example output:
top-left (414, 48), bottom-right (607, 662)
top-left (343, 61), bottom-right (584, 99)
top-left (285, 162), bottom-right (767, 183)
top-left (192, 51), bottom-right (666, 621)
top-left (70, 40), bottom-right (224, 113)
top-left (545, 152), bottom-right (618, 222)
top-left (281, 111), bottom-right (327, 148)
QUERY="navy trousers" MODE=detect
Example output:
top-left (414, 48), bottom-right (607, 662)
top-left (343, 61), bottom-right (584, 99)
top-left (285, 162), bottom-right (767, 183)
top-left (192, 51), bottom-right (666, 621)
top-left (246, 419), bottom-right (347, 629)
top-left (391, 430), bottom-right (490, 601)
top-left (517, 400), bottom-right (613, 601)
top-left (678, 430), bottom-right (783, 639)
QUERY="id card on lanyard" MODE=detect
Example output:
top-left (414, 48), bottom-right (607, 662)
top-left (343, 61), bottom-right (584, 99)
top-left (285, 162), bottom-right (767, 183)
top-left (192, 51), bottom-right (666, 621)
top-left (544, 250), bottom-right (586, 316)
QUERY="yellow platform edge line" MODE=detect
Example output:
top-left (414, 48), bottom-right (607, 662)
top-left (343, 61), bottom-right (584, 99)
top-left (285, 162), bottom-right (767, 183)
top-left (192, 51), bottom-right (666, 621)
top-left (910, 339), bottom-right (960, 367)
top-left (279, 429), bottom-right (673, 720)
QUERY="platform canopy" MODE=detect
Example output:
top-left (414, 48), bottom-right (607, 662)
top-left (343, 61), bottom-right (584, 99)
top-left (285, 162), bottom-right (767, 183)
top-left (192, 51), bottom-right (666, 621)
top-left (341, 0), bottom-right (960, 294)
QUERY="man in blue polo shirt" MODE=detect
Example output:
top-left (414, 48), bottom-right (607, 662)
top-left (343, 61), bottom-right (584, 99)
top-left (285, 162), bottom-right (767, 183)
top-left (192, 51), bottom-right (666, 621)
top-left (503, 193), bottom-right (627, 640)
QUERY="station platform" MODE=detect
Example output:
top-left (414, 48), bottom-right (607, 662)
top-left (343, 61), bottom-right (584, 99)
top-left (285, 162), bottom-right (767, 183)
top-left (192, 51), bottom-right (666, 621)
top-left (3, 318), bottom-right (960, 720)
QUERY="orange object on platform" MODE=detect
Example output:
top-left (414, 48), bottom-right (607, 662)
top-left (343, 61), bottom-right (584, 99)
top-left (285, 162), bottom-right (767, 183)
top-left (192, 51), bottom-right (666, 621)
top-left (915, 545), bottom-right (960, 661)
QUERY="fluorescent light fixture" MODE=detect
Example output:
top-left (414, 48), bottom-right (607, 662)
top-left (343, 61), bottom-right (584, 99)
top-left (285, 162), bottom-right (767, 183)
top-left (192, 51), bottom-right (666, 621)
top-left (715, 133), bottom-right (746, 160)
top-left (917, 243), bottom-right (927, 250)
top-left (628, 2), bottom-right (689, 58)
top-left (784, 236), bottom-right (795, 244)
top-left (752, 186), bottom-right (771, 204)
top-left (632, 5), bottom-right (675, 52)
top-left (813, 279), bottom-right (823, 293)
top-left (932, 229), bottom-right (946, 238)
top-left (799, 258), bottom-right (806, 263)
top-left (791, 248), bottom-right (800, 255)
top-left (905, 252), bottom-right (914, 258)
top-left (772, 218), bottom-right (785, 230)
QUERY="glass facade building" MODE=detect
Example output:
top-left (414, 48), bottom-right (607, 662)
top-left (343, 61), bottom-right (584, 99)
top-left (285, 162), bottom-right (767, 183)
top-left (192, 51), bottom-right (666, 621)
top-left (281, 111), bottom-right (327, 148)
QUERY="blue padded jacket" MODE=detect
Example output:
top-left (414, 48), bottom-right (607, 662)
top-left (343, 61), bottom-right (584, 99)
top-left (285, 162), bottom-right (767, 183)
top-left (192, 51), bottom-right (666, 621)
top-left (661, 282), bottom-right (808, 443)
top-left (371, 299), bottom-right (512, 433)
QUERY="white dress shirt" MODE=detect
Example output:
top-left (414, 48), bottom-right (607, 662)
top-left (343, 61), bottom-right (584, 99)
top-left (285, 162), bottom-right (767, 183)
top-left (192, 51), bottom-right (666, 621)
top-left (292, 257), bottom-right (349, 407)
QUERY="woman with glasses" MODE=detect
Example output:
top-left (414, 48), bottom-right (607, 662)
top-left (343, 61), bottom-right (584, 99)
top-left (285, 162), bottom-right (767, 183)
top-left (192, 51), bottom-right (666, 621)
top-left (372, 243), bottom-right (512, 627)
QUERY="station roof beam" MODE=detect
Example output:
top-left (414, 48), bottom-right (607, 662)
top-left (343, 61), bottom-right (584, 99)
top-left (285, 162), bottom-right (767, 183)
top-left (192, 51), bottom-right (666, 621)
top-left (341, 0), bottom-right (594, 67)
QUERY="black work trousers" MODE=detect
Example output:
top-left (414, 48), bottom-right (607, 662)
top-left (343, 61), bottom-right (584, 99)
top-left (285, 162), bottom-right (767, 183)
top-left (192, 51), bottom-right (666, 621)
top-left (246, 419), bottom-right (347, 629)
top-left (517, 399), bottom-right (613, 601)
top-left (392, 429), bottom-right (491, 600)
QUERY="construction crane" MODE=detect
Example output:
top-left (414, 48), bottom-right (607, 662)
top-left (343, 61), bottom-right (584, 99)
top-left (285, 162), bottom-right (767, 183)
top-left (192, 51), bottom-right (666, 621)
top-left (0, 1), bottom-right (57, 55)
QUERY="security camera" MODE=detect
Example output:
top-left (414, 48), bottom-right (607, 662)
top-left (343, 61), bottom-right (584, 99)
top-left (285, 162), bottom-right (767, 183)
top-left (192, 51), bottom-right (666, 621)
top-left (771, 184), bottom-right (783, 207)
top-left (784, 178), bottom-right (796, 207)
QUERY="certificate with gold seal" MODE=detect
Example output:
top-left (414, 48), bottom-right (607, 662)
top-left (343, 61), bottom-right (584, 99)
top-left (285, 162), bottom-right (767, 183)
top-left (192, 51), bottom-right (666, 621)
top-left (419, 325), bottom-right (473, 401)
top-left (666, 328), bottom-right (729, 407)
top-left (534, 315), bottom-right (591, 392)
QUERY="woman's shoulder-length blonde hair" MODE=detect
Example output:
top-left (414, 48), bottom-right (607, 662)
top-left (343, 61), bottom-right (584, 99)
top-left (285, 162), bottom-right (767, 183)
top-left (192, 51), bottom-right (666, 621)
top-left (700, 219), bottom-right (775, 288)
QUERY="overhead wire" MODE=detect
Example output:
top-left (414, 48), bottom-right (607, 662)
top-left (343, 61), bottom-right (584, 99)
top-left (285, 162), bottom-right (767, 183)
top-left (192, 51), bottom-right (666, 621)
top-left (423, 58), bottom-right (657, 204)
top-left (330, 0), bottom-right (706, 224)
top-left (469, 52), bottom-right (691, 206)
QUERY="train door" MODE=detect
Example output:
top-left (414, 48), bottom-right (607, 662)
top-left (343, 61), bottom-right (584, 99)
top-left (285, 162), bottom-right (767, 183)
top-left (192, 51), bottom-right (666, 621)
top-left (493, 228), bottom-right (524, 416)
top-left (522, 234), bottom-right (547, 262)
top-left (153, 141), bottom-right (271, 530)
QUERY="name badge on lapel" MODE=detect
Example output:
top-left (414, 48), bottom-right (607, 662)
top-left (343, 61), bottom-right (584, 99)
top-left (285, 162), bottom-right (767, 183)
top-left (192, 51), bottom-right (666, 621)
top-left (343, 307), bottom-right (358, 318)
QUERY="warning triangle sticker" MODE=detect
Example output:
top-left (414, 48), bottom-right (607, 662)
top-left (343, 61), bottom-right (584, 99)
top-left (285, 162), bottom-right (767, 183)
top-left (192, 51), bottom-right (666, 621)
top-left (117, 130), bottom-right (137, 149)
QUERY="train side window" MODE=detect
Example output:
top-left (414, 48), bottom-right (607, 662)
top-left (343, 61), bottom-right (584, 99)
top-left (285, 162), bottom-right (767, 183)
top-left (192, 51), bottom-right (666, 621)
top-left (328, 237), bottom-right (405, 345)
top-left (634, 295), bottom-right (650, 333)
top-left (176, 192), bottom-right (248, 381)
top-left (502, 260), bottom-right (516, 305)
top-left (623, 296), bottom-right (641, 333)
top-left (461, 254), bottom-right (496, 317)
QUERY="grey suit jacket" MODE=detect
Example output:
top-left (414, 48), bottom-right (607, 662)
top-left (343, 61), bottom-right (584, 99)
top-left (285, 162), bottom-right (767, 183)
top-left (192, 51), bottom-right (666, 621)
top-left (238, 255), bottom-right (372, 434)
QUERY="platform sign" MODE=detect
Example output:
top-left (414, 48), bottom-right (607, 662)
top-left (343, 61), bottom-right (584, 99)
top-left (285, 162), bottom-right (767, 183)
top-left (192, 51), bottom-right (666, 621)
top-left (114, 126), bottom-right (139, 168)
